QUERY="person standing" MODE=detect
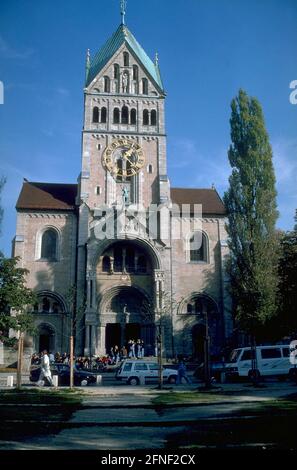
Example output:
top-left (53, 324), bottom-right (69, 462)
top-left (38, 350), bottom-right (54, 387)
top-left (141, 339), bottom-right (145, 358)
top-left (136, 339), bottom-right (141, 359)
top-left (114, 345), bottom-right (120, 364)
top-left (177, 359), bottom-right (192, 385)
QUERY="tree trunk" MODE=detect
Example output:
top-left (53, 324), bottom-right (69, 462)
top-left (70, 333), bottom-right (74, 388)
top-left (16, 333), bottom-right (24, 389)
top-left (157, 324), bottom-right (163, 390)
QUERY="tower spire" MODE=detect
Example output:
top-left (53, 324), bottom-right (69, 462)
top-left (120, 0), bottom-right (127, 25)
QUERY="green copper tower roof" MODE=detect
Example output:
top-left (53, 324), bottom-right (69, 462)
top-left (86, 24), bottom-right (164, 92)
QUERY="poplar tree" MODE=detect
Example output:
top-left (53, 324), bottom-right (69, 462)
top-left (224, 89), bottom-right (279, 340)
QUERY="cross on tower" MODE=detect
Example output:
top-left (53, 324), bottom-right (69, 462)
top-left (120, 0), bottom-right (127, 25)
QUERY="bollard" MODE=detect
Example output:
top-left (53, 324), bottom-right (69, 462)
top-left (7, 376), bottom-right (13, 387)
top-left (96, 375), bottom-right (102, 385)
top-left (139, 375), bottom-right (145, 385)
top-left (53, 375), bottom-right (58, 387)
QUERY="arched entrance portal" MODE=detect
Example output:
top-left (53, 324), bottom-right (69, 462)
top-left (186, 293), bottom-right (220, 360)
top-left (36, 323), bottom-right (56, 353)
top-left (192, 323), bottom-right (206, 363)
top-left (101, 286), bottom-right (155, 356)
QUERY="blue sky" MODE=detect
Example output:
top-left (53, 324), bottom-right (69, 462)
top-left (0, 0), bottom-right (296, 256)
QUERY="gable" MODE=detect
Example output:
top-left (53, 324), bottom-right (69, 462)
top-left (86, 24), bottom-right (164, 94)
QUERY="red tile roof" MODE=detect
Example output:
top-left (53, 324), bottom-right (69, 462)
top-left (16, 182), bottom-right (77, 211)
top-left (16, 182), bottom-right (226, 215)
top-left (170, 188), bottom-right (226, 215)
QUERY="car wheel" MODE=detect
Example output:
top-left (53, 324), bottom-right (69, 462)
top-left (168, 375), bottom-right (177, 384)
top-left (248, 369), bottom-right (260, 381)
top-left (81, 379), bottom-right (88, 386)
top-left (128, 377), bottom-right (139, 386)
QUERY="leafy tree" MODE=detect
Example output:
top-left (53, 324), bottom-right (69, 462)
top-left (276, 215), bottom-right (297, 337)
top-left (0, 176), bottom-right (6, 245)
top-left (223, 89), bottom-right (279, 341)
top-left (0, 255), bottom-right (36, 346)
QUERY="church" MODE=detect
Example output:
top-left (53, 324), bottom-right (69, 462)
top-left (12, 8), bottom-right (232, 361)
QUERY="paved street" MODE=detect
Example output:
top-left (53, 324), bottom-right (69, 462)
top-left (0, 377), bottom-right (296, 450)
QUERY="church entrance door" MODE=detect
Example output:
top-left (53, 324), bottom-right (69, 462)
top-left (125, 323), bottom-right (140, 343)
top-left (105, 323), bottom-right (121, 354)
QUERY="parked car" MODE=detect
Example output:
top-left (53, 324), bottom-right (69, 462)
top-left (224, 345), bottom-right (294, 380)
top-left (115, 360), bottom-right (178, 385)
top-left (193, 361), bottom-right (226, 382)
top-left (30, 362), bottom-right (97, 386)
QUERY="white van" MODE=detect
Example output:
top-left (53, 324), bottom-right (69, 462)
top-left (115, 360), bottom-right (178, 385)
top-left (225, 345), bottom-right (296, 380)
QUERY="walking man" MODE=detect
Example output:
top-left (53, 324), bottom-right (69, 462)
top-left (177, 359), bottom-right (192, 385)
top-left (38, 350), bottom-right (54, 387)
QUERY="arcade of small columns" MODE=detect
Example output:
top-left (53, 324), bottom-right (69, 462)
top-left (83, 247), bottom-right (165, 356)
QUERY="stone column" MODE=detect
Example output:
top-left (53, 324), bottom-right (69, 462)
top-left (96, 325), bottom-right (106, 355)
top-left (84, 325), bottom-right (90, 355)
top-left (92, 277), bottom-right (97, 310)
top-left (90, 325), bottom-right (96, 356)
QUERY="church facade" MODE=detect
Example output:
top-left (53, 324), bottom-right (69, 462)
top-left (13, 19), bottom-right (232, 360)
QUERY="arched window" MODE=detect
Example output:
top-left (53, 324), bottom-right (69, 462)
top-left (41, 229), bottom-right (57, 261)
top-left (42, 297), bottom-right (50, 312)
top-left (187, 303), bottom-right (193, 314)
top-left (122, 105), bottom-right (129, 124)
top-left (113, 108), bottom-right (120, 124)
top-left (34, 293), bottom-right (64, 314)
top-left (148, 164), bottom-right (153, 174)
top-left (104, 76), bottom-right (110, 93)
top-left (133, 65), bottom-right (138, 81)
top-left (123, 52), bottom-right (129, 66)
top-left (137, 256), bottom-right (147, 273)
top-left (102, 256), bottom-right (111, 273)
top-left (130, 108), bottom-right (137, 125)
top-left (142, 78), bottom-right (148, 95)
top-left (143, 109), bottom-right (149, 126)
top-left (194, 298), bottom-right (203, 314)
top-left (189, 232), bottom-right (208, 263)
top-left (92, 106), bottom-right (99, 123)
top-left (100, 107), bottom-right (107, 123)
top-left (52, 302), bottom-right (61, 314)
top-left (114, 63), bottom-right (120, 79)
top-left (151, 109), bottom-right (157, 126)
top-left (114, 247), bottom-right (123, 272)
top-left (126, 247), bottom-right (135, 273)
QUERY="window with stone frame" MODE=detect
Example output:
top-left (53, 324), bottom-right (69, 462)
top-left (143, 109), bottom-right (149, 126)
top-left (188, 231), bottom-right (208, 263)
top-left (100, 107), bottom-right (107, 123)
top-left (40, 229), bottom-right (58, 261)
top-left (113, 107), bottom-right (120, 124)
top-left (92, 106), bottom-right (99, 123)
top-left (34, 294), bottom-right (64, 314)
top-left (150, 109), bottom-right (157, 126)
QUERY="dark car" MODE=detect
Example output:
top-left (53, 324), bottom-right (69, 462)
top-left (30, 362), bottom-right (97, 386)
top-left (193, 361), bottom-right (226, 383)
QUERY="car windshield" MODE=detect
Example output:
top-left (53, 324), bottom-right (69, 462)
top-left (229, 349), bottom-right (242, 363)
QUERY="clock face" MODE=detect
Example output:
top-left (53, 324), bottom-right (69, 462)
top-left (102, 138), bottom-right (145, 181)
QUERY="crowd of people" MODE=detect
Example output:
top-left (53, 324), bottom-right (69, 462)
top-left (31, 338), bottom-right (148, 371)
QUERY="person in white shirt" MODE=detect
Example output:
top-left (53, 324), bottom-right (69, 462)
top-left (38, 350), bottom-right (54, 387)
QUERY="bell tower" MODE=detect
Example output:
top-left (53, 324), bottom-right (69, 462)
top-left (78, 11), bottom-right (170, 210)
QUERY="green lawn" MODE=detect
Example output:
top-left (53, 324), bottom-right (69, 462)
top-left (152, 391), bottom-right (231, 406)
top-left (0, 388), bottom-right (83, 440)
